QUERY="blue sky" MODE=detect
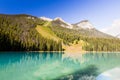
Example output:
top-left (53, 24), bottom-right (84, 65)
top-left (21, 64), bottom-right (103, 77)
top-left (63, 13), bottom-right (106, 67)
top-left (0, 0), bottom-right (120, 30)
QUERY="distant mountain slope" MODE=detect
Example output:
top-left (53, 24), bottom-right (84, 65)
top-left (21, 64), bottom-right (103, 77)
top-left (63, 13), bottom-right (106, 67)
top-left (72, 20), bottom-right (114, 38)
top-left (40, 17), bottom-right (113, 38)
top-left (51, 19), bottom-right (113, 38)
top-left (75, 28), bottom-right (113, 38)
top-left (73, 20), bottom-right (94, 29)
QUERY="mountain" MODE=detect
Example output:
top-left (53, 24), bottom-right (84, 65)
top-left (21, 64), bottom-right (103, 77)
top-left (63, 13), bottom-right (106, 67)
top-left (40, 17), bottom-right (73, 29)
top-left (51, 19), bottom-right (113, 38)
top-left (0, 14), bottom-right (120, 51)
top-left (72, 20), bottom-right (114, 38)
top-left (72, 20), bottom-right (94, 29)
top-left (52, 17), bottom-right (73, 29)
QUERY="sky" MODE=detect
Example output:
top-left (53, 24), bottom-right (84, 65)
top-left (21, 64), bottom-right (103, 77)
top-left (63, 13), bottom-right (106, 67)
top-left (0, 0), bottom-right (120, 36)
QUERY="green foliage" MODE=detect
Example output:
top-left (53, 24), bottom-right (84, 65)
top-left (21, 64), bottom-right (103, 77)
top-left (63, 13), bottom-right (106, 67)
top-left (0, 14), bottom-right (62, 51)
top-left (49, 25), bottom-right (81, 44)
top-left (49, 23), bottom-right (120, 51)
top-left (82, 37), bottom-right (120, 51)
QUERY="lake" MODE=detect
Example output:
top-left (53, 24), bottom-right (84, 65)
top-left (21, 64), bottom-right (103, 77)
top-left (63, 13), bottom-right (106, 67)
top-left (0, 52), bottom-right (120, 80)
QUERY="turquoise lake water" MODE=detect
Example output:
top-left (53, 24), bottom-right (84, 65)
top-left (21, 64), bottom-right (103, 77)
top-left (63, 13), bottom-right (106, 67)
top-left (0, 52), bottom-right (120, 80)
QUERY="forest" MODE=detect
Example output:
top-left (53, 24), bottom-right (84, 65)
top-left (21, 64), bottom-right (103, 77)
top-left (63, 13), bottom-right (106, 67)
top-left (0, 14), bottom-right (62, 51)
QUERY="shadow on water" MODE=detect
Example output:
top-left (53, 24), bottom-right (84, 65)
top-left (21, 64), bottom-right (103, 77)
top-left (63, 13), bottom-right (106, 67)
top-left (56, 64), bottom-right (98, 80)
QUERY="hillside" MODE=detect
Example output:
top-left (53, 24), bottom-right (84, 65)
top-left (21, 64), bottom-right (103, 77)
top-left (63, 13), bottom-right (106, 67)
top-left (49, 24), bottom-right (120, 51)
top-left (72, 20), bottom-right (113, 38)
top-left (0, 14), bottom-right (120, 51)
top-left (36, 24), bottom-right (60, 42)
top-left (0, 14), bottom-right (62, 51)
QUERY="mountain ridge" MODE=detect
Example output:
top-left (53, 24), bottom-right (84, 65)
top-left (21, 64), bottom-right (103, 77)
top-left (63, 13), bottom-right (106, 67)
top-left (39, 17), bottom-right (113, 38)
top-left (72, 20), bottom-right (94, 29)
top-left (39, 17), bottom-right (94, 29)
top-left (49, 17), bottom-right (114, 38)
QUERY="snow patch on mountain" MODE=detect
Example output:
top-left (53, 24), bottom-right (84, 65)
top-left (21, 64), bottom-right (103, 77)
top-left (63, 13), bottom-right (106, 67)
top-left (40, 17), bottom-right (53, 21)
top-left (73, 20), bottom-right (94, 29)
top-left (54, 17), bottom-right (73, 29)
top-left (40, 17), bottom-right (95, 29)
top-left (54, 17), bottom-right (65, 22)
top-left (60, 24), bottom-right (73, 29)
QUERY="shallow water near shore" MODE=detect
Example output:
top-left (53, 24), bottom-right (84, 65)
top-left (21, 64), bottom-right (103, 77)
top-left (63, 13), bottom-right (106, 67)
top-left (0, 52), bottom-right (120, 80)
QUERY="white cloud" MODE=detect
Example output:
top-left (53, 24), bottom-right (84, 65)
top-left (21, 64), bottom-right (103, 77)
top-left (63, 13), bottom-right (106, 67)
top-left (101, 19), bottom-right (120, 36)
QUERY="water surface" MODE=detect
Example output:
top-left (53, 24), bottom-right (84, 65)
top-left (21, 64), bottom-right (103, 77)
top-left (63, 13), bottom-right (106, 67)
top-left (0, 52), bottom-right (120, 80)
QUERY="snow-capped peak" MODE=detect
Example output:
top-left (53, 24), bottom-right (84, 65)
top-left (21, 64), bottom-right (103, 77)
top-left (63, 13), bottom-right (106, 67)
top-left (40, 17), bottom-right (53, 21)
top-left (75, 20), bottom-right (94, 29)
top-left (54, 17), bottom-right (65, 22)
top-left (54, 17), bottom-right (73, 29)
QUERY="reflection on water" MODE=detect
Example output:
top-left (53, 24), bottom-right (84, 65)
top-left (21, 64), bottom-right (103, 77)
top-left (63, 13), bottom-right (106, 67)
top-left (0, 52), bottom-right (120, 80)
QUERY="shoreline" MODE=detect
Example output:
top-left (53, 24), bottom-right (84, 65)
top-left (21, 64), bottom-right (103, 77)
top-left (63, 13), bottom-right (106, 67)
top-left (0, 51), bottom-right (120, 53)
top-left (26, 51), bottom-right (120, 53)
